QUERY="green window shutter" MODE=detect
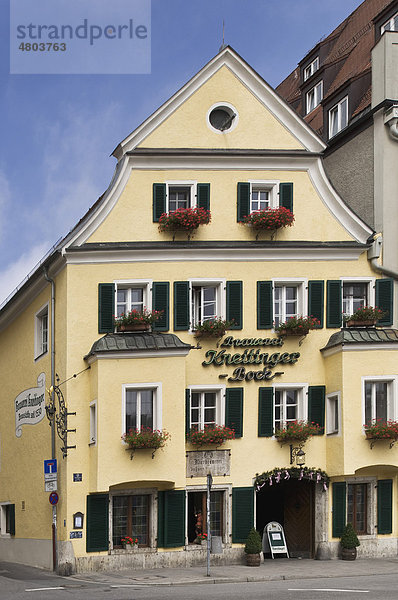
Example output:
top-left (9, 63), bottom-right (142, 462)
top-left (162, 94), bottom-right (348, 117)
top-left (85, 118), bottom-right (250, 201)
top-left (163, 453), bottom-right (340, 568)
top-left (157, 491), bottom-right (165, 547)
top-left (153, 183), bottom-right (166, 222)
top-left (258, 387), bottom-right (274, 437)
top-left (377, 479), bottom-right (392, 534)
top-left (279, 182), bottom-right (293, 212)
top-left (326, 280), bottom-right (342, 328)
top-left (185, 389), bottom-right (191, 436)
top-left (86, 494), bottom-right (109, 552)
top-left (98, 283), bottom-right (115, 333)
top-left (237, 182), bottom-right (250, 222)
top-left (227, 281), bottom-right (243, 330)
top-left (197, 183), bottom-right (210, 211)
top-left (226, 387), bottom-right (243, 438)
top-left (257, 281), bottom-right (273, 329)
top-left (174, 281), bottom-right (190, 330)
top-left (308, 280), bottom-right (324, 328)
top-left (375, 278), bottom-right (393, 326)
top-left (152, 282), bottom-right (169, 331)
top-left (308, 385), bottom-right (325, 434)
top-left (232, 487), bottom-right (254, 543)
top-left (9, 504), bottom-right (15, 536)
top-left (332, 482), bottom-right (346, 538)
top-left (163, 490), bottom-right (186, 547)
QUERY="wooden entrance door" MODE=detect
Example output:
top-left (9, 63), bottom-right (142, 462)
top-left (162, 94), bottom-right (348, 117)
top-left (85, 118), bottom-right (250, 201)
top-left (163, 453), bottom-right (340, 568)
top-left (283, 480), bottom-right (314, 558)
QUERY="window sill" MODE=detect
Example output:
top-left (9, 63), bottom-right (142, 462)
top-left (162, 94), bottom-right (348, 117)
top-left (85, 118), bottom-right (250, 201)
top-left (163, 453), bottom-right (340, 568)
top-left (34, 350), bottom-right (48, 362)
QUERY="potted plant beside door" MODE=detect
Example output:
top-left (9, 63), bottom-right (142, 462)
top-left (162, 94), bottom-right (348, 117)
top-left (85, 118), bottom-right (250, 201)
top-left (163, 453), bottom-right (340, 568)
top-left (340, 523), bottom-right (360, 560)
top-left (244, 527), bottom-right (262, 566)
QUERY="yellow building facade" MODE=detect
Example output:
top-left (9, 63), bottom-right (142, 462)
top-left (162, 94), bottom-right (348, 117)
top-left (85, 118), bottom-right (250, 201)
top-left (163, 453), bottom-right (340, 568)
top-left (1, 47), bottom-right (397, 572)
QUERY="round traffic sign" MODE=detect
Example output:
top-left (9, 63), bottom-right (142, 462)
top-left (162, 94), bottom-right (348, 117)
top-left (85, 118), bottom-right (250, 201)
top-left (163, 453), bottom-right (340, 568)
top-left (49, 492), bottom-right (59, 505)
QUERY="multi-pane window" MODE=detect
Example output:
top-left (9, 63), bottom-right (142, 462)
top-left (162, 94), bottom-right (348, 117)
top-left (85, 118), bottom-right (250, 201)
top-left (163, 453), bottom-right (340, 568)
top-left (190, 391), bottom-right (217, 431)
top-left (304, 57), bottom-right (319, 81)
top-left (192, 285), bottom-right (218, 326)
top-left (329, 97), bottom-right (348, 138)
top-left (364, 381), bottom-right (389, 424)
top-left (35, 305), bottom-right (48, 358)
top-left (381, 12), bottom-right (398, 33)
top-left (251, 188), bottom-right (270, 211)
top-left (112, 494), bottom-right (150, 547)
top-left (327, 394), bottom-right (339, 435)
top-left (274, 285), bottom-right (298, 328)
top-left (306, 81), bottom-right (323, 114)
top-left (116, 287), bottom-right (144, 317)
top-left (126, 389), bottom-right (154, 431)
top-left (187, 490), bottom-right (224, 543)
top-left (169, 186), bottom-right (190, 211)
top-left (347, 483), bottom-right (367, 535)
top-left (274, 389), bottom-right (299, 430)
top-left (342, 282), bottom-right (368, 317)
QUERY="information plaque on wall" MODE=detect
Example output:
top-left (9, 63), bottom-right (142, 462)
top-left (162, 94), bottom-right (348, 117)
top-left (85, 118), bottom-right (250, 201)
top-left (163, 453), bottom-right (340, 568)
top-left (186, 450), bottom-right (230, 477)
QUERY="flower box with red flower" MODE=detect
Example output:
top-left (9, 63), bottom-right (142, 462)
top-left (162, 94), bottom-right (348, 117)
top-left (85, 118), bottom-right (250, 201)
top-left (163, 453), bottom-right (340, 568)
top-left (241, 207), bottom-right (294, 234)
top-left (186, 425), bottom-right (235, 447)
top-left (158, 207), bottom-right (211, 235)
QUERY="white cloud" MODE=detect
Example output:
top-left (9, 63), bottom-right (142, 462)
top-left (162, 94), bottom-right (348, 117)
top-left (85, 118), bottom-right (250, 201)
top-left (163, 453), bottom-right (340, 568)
top-left (0, 242), bottom-right (51, 306)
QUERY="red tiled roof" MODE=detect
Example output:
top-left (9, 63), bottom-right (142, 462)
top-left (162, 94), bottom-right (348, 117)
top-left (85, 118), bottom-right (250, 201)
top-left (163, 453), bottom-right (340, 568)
top-left (276, 0), bottom-right (394, 131)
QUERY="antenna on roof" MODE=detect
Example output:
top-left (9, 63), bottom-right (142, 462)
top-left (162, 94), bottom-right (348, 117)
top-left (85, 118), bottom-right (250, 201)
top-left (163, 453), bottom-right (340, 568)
top-left (219, 19), bottom-right (227, 51)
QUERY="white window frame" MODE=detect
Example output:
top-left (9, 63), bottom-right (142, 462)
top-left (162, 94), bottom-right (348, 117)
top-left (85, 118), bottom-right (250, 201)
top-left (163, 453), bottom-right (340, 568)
top-left (185, 483), bottom-right (231, 545)
top-left (381, 12), bottom-right (398, 33)
top-left (0, 503), bottom-right (12, 538)
top-left (89, 401), bottom-right (97, 446)
top-left (121, 383), bottom-right (162, 435)
top-left (272, 278), bottom-right (307, 329)
top-left (188, 384), bottom-right (226, 430)
top-left (114, 279), bottom-right (152, 318)
top-left (329, 96), bottom-right (348, 138)
top-left (109, 487), bottom-right (157, 550)
top-left (306, 81), bottom-right (323, 114)
top-left (340, 277), bottom-right (375, 318)
top-left (326, 392), bottom-right (340, 435)
top-left (165, 180), bottom-right (197, 212)
top-left (304, 57), bottom-right (319, 81)
top-left (362, 376), bottom-right (398, 426)
top-left (189, 278), bottom-right (226, 329)
top-left (248, 180), bottom-right (279, 212)
top-left (34, 303), bottom-right (49, 360)
top-left (273, 383), bottom-right (308, 432)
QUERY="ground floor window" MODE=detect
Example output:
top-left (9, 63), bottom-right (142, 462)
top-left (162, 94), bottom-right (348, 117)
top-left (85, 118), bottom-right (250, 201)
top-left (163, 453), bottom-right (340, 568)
top-left (347, 483), bottom-right (368, 535)
top-left (112, 494), bottom-right (150, 547)
top-left (187, 491), bottom-right (224, 543)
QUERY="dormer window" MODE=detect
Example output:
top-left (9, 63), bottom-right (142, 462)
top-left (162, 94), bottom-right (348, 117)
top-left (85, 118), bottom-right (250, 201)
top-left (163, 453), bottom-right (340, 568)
top-left (329, 96), bottom-right (348, 138)
top-left (381, 12), bottom-right (398, 33)
top-left (303, 57), bottom-right (319, 81)
top-left (306, 81), bottom-right (323, 114)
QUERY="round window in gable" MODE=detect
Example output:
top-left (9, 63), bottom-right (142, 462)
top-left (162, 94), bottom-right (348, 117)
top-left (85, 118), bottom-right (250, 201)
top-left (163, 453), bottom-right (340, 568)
top-left (207, 103), bottom-right (238, 133)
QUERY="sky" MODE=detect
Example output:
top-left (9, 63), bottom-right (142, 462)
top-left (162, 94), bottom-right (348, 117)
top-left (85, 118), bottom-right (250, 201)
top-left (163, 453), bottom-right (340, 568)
top-left (0, 0), bottom-right (365, 305)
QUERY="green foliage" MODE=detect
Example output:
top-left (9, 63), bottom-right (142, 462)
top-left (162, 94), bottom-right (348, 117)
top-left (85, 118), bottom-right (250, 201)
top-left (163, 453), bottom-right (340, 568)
top-left (244, 527), bottom-right (262, 554)
top-left (340, 523), bottom-right (360, 549)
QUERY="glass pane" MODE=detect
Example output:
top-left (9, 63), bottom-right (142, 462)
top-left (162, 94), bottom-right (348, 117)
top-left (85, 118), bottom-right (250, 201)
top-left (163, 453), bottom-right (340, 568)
top-left (364, 383), bottom-right (372, 424)
top-left (113, 496), bottom-right (128, 547)
top-left (210, 491), bottom-right (222, 536)
top-left (132, 495), bottom-right (149, 545)
top-left (330, 107), bottom-right (338, 136)
top-left (191, 393), bottom-right (200, 408)
top-left (286, 405), bottom-right (297, 420)
top-left (285, 287), bottom-right (297, 300)
top-left (286, 390), bottom-right (297, 405)
top-left (204, 408), bottom-right (216, 424)
top-left (341, 98), bottom-right (348, 129)
top-left (140, 390), bottom-right (153, 429)
top-left (131, 288), bottom-right (144, 311)
top-left (375, 382), bottom-right (388, 422)
top-left (204, 393), bottom-right (216, 407)
top-left (117, 289), bottom-right (127, 316)
top-left (126, 391), bottom-right (137, 431)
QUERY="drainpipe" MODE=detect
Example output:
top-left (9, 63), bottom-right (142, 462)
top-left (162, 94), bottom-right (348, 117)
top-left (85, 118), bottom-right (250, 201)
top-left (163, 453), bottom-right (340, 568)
top-left (368, 236), bottom-right (398, 281)
top-left (384, 105), bottom-right (398, 142)
top-left (43, 267), bottom-right (57, 571)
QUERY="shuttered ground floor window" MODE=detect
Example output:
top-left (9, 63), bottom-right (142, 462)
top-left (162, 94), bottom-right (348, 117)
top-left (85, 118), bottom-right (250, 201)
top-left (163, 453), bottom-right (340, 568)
top-left (112, 494), bottom-right (150, 547)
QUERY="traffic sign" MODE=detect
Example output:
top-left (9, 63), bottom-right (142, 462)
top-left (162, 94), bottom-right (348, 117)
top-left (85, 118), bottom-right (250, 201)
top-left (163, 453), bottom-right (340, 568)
top-left (44, 459), bottom-right (57, 481)
top-left (45, 480), bottom-right (58, 492)
top-left (49, 492), bottom-right (59, 505)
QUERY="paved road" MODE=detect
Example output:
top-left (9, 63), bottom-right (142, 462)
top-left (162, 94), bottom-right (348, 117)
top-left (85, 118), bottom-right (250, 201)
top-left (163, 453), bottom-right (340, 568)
top-left (1, 562), bottom-right (398, 600)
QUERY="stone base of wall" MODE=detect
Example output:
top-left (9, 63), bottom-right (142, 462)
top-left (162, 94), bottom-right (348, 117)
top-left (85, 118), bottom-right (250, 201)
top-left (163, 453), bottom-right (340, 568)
top-left (328, 538), bottom-right (398, 559)
top-left (74, 546), bottom-right (245, 574)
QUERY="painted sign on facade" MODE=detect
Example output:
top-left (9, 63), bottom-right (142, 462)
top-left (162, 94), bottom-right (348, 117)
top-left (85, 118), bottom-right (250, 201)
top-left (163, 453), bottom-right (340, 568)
top-left (15, 372), bottom-right (46, 437)
top-left (186, 450), bottom-right (231, 477)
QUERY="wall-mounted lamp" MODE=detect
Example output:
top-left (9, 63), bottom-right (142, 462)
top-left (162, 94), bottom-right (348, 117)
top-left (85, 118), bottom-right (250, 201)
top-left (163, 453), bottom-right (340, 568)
top-left (290, 445), bottom-right (306, 466)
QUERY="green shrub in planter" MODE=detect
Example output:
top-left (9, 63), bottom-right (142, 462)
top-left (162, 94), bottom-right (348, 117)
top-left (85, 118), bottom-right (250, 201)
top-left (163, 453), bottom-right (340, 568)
top-left (244, 528), bottom-right (262, 554)
top-left (340, 523), bottom-right (360, 549)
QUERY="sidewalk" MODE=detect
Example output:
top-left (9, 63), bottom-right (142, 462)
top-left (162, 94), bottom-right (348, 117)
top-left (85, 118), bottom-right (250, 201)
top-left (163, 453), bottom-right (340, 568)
top-left (70, 557), bottom-right (398, 587)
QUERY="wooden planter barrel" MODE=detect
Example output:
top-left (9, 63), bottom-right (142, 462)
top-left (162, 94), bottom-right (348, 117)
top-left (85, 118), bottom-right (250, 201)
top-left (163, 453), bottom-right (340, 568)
top-left (246, 553), bottom-right (261, 566)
